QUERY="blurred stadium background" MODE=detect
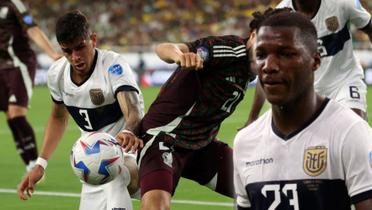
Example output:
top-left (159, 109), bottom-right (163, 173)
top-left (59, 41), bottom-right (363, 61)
top-left (1, 0), bottom-right (372, 209)
top-left (24, 0), bottom-right (372, 86)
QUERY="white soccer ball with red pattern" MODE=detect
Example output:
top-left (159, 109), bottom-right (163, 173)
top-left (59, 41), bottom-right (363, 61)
top-left (70, 132), bottom-right (124, 185)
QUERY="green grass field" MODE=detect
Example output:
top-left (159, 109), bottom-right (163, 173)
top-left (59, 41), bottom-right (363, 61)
top-left (0, 86), bottom-right (371, 210)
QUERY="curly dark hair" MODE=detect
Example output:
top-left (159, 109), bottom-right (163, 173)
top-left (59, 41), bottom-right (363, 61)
top-left (249, 7), bottom-right (293, 33)
top-left (257, 8), bottom-right (318, 53)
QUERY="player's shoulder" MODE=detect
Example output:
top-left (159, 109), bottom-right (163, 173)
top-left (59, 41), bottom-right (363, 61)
top-left (47, 57), bottom-right (69, 88)
top-left (98, 49), bottom-right (121, 64)
top-left (323, 0), bottom-right (351, 10)
top-left (234, 111), bottom-right (271, 150)
top-left (47, 57), bottom-right (69, 78)
top-left (323, 99), bottom-right (366, 129)
top-left (98, 49), bottom-right (131, 71)
top-left (191, 35), bottom-right (245, 47)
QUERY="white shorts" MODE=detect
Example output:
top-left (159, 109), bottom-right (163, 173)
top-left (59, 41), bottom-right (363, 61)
top-left (79, 166), bottom-right (132, 210)
top-left (316, 78), bottom-right (367, 112)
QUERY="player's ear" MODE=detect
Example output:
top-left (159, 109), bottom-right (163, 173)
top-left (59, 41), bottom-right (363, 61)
top-left (90, 32), bottom-right (97, 48)
top-left (247, 30), bottom-right (257, 49)
top-left (312, 52), bottom-right (321, 72)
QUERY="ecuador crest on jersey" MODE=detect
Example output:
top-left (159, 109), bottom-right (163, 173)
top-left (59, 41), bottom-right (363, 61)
top-left (303, 146), bottom-right (327, 177)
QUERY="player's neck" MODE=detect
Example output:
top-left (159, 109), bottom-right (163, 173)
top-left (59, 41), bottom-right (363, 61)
top-left (292, 0), bottom-right (321, 19)
top-left (271, 92), bottom-right (325, 136)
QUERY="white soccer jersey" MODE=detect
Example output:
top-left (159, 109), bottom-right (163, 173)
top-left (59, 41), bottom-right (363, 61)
top-left (277, 0), bottom-right (371, 93)
top-left (47, 49), bottom-right (145, 137)
top-left (234, 99), bottom-right (372, 210)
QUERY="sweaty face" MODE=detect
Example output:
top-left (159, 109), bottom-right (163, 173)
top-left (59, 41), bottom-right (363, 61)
top-left (60, 34), bottom-right (97, 82)
top-left (255, 26), bottom-right (319, 106)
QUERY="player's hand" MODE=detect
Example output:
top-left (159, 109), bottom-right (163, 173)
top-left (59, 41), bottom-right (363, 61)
top-left (177, 52), bottom-right (203, 71)
top-left (17, 165), bottom-right (44, 200)
top-left (116, 130), bottom-right (144, 153)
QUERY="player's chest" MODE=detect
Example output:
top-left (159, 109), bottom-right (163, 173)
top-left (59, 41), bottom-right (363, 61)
top-left (241, 136), bottom-right (342, 185)
top-left (62, 73), bottom-right (115, 107)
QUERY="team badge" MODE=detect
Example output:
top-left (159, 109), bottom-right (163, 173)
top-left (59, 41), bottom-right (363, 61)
top-left (108, 64), bottom-right (123, 76)
top-left (89, 89), bottom-right (105, 105)
top-left (325, 16), bottom-right (339, 32)
top-left (303, 146), bottom-right (327, 177)
top-left (196, 46), bottom-right (209, 61)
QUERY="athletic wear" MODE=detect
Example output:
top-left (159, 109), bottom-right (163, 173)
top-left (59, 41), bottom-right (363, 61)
top-left (234, 99), bottom-right (372, 210)
top-left (47, 48), bottom-right (144, 210)
top-left (277, 0), bottom-right (371, 111)
top-left (139, 35), bottom-right (255, 197)
top-left (48, 49), bottom-right (144, 135)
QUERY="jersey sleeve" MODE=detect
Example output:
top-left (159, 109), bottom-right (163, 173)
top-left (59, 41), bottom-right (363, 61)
top-left (343, 0), bottom-right (371, 29)
top-left (342, 121), bottom-right (372, 203)
top-left (233, 132), bottom-right (252, 209)
top-left (47, 60), bottom-right (64, 103)
top-left (9, 0), bottom-right (37, 30)
top-left (185, 37), bottom-right (213, 64)
top-left (107, 56), bottom-right (141, 96)
top-left (185, 35), bottom-right (247, 69)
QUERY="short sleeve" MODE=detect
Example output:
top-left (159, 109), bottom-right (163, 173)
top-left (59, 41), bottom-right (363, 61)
top-left (185, 37), bottom-right (213, 63)
top-left (342, 121), bottom-right (372, 203)
top-left (9, 0), bottom-right (37, 29)
top-left (47, 61), bottom-right (64, 103)
top-left (343, 0), bottom-right (371, 29)
top-left (106, 56), bottom-right (141, 97)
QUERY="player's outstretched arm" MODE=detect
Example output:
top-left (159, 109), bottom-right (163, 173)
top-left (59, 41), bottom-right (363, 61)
top-left (17, 103), bottom-right (69, 200)
top-left (116, 91), bottom-right (143, 152)
top-left (155, 43), bottom-right (203, 70)
top-left (27, 26), bottom-right (61, 60)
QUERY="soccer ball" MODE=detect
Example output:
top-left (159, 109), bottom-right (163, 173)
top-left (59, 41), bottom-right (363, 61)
top-left (70, 132), bottom-right (124, 185)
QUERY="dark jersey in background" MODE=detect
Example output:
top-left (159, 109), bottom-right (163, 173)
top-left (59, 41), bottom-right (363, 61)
top-left (141, 35), bottom-right (256, 149)
top-left (0, 0), bottom-right (37, 70)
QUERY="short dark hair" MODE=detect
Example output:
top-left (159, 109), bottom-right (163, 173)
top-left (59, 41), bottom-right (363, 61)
top-left (249, 7), bottom-right (292, 32)
top-left (56, 10), bottom-right (90, 44)
top-left (257, 10), bottom-right (318, 53)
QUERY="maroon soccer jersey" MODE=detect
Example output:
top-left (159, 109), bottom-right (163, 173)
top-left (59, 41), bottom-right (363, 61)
top-left (0, 0), bottom-right (37, 70)
top-left (141, 35), bottom-right (256, 149)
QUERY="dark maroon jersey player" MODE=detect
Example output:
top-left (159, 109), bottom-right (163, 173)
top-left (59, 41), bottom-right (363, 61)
top-left (0, 0), bottom-right (60, 173)
top-left (0, 0), bottom-right (37, 70)
top-left (136, 34), bottom-right (257, 210)
top-left (141, 35), bottom-right (255, 149)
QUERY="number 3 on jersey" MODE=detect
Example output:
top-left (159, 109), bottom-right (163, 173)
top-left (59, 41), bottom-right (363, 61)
top-left (79, 109), bottom-right (93, 130)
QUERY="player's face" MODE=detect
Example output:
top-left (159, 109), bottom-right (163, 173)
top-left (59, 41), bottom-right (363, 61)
top-left (255, 26), bottom-right (319, 106)
top-left (60, 33), bottom-right (97, 78)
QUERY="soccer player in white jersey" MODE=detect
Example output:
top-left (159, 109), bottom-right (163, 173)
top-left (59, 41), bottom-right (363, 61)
top-left (234, 11), bottom-right (372, 210)
top-left (246, 0), bottom-right (372, 125)
top-left (17, 10), bottom-right (145, 210)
